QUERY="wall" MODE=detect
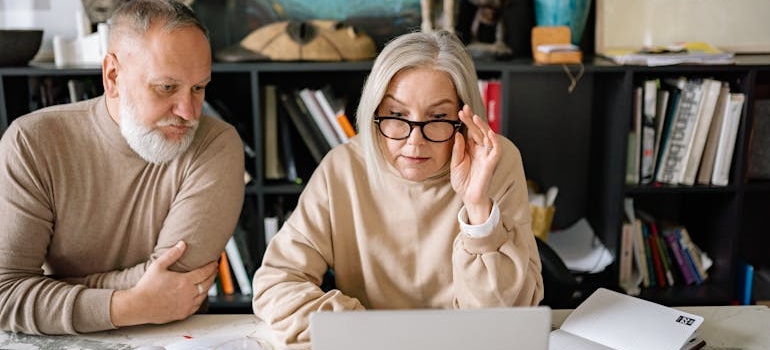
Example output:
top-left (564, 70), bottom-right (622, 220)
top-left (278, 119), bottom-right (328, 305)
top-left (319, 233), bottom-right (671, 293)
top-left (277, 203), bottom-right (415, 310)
top-left (595, 0), bottom-right (770, 54)
top-left (0, 0), bottom-right (85, 62)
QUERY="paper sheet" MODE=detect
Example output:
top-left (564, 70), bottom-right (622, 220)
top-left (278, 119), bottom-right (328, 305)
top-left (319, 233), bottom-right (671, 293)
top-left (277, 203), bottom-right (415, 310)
top-left (547, 218), bottom-right (614, 273)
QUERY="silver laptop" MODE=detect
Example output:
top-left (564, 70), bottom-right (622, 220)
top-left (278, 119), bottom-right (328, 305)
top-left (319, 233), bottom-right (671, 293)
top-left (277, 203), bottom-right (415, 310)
top-left (310, 306), bottom-right (551, 350)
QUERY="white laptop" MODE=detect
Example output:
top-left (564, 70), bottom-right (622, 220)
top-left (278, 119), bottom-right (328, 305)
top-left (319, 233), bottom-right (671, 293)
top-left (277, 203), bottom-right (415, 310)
top-left (310, 306), bottom-right (551, 350)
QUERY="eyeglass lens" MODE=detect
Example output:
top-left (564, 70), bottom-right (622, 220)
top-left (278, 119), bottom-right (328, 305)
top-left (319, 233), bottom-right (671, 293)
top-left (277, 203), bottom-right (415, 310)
top-left (377, 117), bottom-right (458, 142)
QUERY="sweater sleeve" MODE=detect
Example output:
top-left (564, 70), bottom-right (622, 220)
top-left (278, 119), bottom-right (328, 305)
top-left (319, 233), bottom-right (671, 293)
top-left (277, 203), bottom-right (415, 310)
top-left (451, 137), bottom-right (544, 308)
top-left (0, 124), bottom-right (115, 334)
top-left (79, 122), bottom-right (245, 288)
top-left (252, 160), bottom-right (365, 350)
top-left (151, 122), bottom-right (245, 272)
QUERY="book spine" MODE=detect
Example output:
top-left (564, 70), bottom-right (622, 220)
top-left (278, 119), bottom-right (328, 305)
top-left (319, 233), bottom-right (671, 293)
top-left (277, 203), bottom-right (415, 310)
top-left (225, 237), bottom-right (252, 295)
top-left (652, 224), bottom-right (675, 286)
top-left (632, 219), bottom-right (650, 288)
top-left (619, 223), bottom-right (634, 290)
top-left (279, 91), bottom-right (328, 163)
top-left (655, 79), bottom-right (704, 184)
top-left (67, 79), bottom-right (81, 103)
top-left (218, 251), bottom-right (235, 294)
top-left (298, 88), bottom-right (342, 148)
top-left (681, 79), bottom-right (722, 185)
top-left (485, 79), bottom-right (501, 133)
top-left (696, 83), bottom-right (730, 185)
top-left (629, 87), bottom-right (643, 185)
top-left (651, 88), bottom-right (670, 173)
top-left (264, 216), bottom-right (280, 245)
top-left (313, 88), bottom-right (349, 143)
top-left (640, 125), bottom-right (656, 184)
top-left (641, 222), bottom-right (657, 287)
top-left (277, 111), bottom-right (300, 184)
top-left (747, 99), bottom-right (770, 179)
top-left (626, 132), bottom-right (639, 185)
top-left (676, 229), bottom-right (704, 284)
top-left (653, 86), bottom-right (681, 179)
top-left (208, 282), bottom-right (218, 297)
top-left (712, 93), bottom-right (745, 186)
top-left (737, 261), bottom-right (754, 305)
top-left (664, 230), bottom-right (696, 285)
top-left (679, 228), bottom-right (710, 281)
top-left (336, 113), bottom-right (356, 138)
top-left (263, 85), bottom-right (287, 180)
top-left (231, 224), bottom-right (256, 276)
top-left (646, 223), bottom-right (666, 287)
top-left (640, 79), bottom-right (657, 184)
top-left (681, 245), bottom-right (703, 285)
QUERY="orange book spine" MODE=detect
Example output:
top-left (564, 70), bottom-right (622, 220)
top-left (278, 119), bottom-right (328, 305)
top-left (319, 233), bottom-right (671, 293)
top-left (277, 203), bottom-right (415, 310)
top-left (218, 251), bottom-right (235, 295)
top-left (336, 113), bottom-right (356, 138)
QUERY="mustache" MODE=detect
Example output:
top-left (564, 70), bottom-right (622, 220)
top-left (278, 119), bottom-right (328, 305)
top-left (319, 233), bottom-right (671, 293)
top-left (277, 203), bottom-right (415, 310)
top-left (155, 117), bottom-right (198, 128)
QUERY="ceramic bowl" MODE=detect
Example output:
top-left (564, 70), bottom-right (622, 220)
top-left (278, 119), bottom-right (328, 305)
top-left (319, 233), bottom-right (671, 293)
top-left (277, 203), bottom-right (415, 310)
top-left (0, 29), bottom-right (44, 66)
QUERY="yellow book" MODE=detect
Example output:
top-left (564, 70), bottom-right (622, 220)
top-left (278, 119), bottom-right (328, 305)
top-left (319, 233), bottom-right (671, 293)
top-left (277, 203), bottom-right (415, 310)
top-left (601, 42), bottom-right (734, 66)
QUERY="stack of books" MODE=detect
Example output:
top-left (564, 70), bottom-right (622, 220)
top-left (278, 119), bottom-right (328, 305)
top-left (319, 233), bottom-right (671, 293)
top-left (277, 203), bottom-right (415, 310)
top-left (601, 42), bottom-right (734, 67)
top-left (619, 199), bottom-right (712, 295)
top-left (263, 84), bottom-right (356, 184)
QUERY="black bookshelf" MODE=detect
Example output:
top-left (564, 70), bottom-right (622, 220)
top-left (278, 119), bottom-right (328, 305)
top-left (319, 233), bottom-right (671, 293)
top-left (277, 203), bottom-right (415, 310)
top-left (3, 55), bottom-right (770, 311)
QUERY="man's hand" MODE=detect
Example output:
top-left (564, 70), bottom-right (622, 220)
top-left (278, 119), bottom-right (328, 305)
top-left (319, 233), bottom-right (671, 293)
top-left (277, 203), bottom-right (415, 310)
top-left (110, 241), bottom-right (219, 327)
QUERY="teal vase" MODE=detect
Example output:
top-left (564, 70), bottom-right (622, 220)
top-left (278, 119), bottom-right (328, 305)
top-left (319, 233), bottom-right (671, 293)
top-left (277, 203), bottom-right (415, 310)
top-left (534, 0), bottom-right (592, 45)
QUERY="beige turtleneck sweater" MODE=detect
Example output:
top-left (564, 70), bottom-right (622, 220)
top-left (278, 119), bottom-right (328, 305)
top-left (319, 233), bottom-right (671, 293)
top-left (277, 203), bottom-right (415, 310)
top-left (0, 96), bottom-right (245, 334)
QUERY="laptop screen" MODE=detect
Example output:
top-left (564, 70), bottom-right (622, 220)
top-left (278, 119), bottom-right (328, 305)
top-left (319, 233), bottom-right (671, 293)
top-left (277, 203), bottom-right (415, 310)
top-left (310, 307), bottom-right (551, 350)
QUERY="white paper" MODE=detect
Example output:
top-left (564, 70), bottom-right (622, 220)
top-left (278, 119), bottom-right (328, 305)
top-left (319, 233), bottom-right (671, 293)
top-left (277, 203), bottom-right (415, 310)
top-left (537, 44), bottom-right (579, 53)
top-left (547, 218), bottom-right (613, 273)
top-left (549, 288), bottom-right (703, 350)
top-left (166, 335), bottom-right (271, 350)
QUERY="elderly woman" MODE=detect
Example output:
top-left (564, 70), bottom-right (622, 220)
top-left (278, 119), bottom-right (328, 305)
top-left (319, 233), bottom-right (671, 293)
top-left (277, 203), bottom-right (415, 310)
top-left (252, 29), bottom-right (543, 349)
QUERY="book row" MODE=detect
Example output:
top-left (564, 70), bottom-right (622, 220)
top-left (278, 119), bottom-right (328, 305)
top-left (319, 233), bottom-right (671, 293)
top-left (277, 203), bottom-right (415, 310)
top-left (263, 84), bottom-right (354, 184)
top-left (626, 77), bottom-right (745, 187)
top-left (209, 235), bottom-right (254, 297)
top-left (619, 198), bottom-right (712, 295)
top-left (27, 76), bottom-right (102, 108)
top-left (211, 195), bottom-right (295, 297)
top-left (263, 79), bottom-right (503, 184)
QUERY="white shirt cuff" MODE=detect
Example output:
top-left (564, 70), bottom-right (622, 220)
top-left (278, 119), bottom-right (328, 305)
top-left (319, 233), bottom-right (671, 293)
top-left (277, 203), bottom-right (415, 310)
top-left (457, 201), bottom-right (500, 237)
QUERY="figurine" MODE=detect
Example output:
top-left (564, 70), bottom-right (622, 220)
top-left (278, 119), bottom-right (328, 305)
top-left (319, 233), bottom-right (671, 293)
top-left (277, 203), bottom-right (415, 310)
top-left (420, 0), bottom-right (456, 32)
top-left (466, 0), bottom-right (513, 60)
top-left (80, 0), bottom-right (123, 26)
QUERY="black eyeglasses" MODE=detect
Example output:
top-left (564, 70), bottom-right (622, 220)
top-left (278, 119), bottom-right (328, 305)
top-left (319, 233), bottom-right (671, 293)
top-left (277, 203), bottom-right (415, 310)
top-left (373, 116), bottom-right (463, 143)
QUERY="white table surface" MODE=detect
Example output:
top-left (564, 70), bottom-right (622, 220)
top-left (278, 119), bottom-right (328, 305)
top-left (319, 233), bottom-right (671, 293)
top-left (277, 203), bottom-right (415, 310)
top-left (1, 305), bottom-right (768, 349)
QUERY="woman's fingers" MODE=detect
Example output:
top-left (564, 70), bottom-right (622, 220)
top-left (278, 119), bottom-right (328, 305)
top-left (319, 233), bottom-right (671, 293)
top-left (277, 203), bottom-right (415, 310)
top-left (459, 105), bottom-right (481, 145)
top-left (458, 104), bottom-right (495, 153)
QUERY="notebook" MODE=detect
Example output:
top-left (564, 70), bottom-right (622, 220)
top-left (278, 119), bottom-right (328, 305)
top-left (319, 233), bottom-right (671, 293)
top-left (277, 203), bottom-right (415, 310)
top-left (310, 306), bottom-right (551, 350)
top-left (549, 288), bottom-right (704, 350)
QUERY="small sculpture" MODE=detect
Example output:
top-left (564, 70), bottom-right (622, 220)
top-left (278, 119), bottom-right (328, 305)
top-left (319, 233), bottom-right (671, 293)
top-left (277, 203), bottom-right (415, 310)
top-left (219, 20), bottom-right (377, 62)
top-left (81, 0), bottom-right (123, 25)
top-left (80, 0), bottom-right (194, 26)
top-left (466, 0), bottom-right (513, 60)
top-left (420, 0), bottom-right (456, 33)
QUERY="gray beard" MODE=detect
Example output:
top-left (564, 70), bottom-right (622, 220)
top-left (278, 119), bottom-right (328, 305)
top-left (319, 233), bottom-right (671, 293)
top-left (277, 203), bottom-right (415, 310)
top-left (118, 97), bottom-right (198, 164)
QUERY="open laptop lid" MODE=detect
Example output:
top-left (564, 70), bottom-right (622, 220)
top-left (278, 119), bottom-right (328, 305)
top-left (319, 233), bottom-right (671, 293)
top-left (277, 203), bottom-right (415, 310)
top-left (310, 306), bottom-right (551, 350)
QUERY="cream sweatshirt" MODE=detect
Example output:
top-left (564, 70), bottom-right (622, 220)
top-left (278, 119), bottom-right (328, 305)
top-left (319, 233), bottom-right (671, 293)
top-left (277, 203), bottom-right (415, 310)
top-left (252, 135), bottom-right (543, 349)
